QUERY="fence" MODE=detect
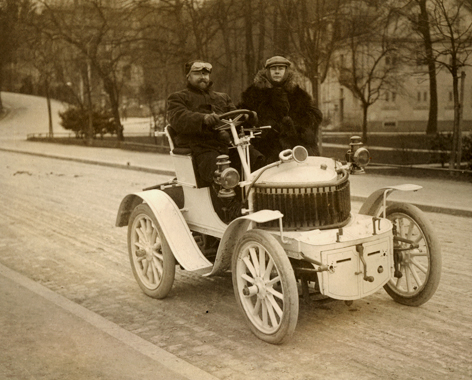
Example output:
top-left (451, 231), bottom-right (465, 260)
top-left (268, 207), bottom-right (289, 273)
top-left (27, 132), bottom-right (171, 153)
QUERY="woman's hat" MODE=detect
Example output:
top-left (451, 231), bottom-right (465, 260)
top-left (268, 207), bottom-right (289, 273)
top-left (264, 56), bottom-right (292, 68)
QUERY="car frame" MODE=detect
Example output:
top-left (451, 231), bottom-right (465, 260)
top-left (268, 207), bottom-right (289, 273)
top-left (116, 109), bottom-right (441, 344)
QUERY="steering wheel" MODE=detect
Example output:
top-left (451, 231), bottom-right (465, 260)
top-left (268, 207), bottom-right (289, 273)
top-left (216, 109), bottom-right (258, 130)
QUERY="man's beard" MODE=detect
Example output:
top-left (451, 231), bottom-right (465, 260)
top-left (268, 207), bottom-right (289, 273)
top-left (196, 80), bottom-right (209, 90)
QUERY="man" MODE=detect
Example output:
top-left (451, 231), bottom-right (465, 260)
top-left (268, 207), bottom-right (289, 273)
top-left (239, 56), bottom-right (323, 163)
top-left (167, 60), bottom-right (236, 186)
top-left (167, 60), bottom-right (267, 223)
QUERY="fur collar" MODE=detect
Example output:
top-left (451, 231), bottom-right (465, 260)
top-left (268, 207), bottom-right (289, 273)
top-left (252, 69), bottom-right (298, 92)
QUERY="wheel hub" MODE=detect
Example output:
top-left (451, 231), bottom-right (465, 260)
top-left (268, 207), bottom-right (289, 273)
top-left (145, 245), bottom-right (152, 261)
top-left (255, 277), bottom-right (267, 298)
top-left (242, 277), bottom-right (269, 298)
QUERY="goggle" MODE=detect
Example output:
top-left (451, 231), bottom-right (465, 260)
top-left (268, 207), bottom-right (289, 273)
top-left (189, 62), bottom-right (212, 73)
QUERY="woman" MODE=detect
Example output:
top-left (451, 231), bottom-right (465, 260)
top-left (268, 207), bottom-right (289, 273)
top-left (239, 56), bottom-right (323, 163)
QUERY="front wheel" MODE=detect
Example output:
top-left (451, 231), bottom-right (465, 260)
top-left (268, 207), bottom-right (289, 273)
top-left (232, 230), bottom-right (299, 344)
top-left (127, 204), bottom-right (176, 299)
top-left (384, 202), bottom-right (441, 306)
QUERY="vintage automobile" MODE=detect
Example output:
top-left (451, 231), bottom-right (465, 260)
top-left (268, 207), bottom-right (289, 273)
top-left (116, 110), bottom-right (441, 344)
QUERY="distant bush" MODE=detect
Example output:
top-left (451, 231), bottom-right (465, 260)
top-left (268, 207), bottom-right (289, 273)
top-left (430, 132), bottom-right (472, 169)
top-left (430, 133), bottom-right (452, 167)
top-left (462, 134), bottom-right (472, 170)
top-left (59, 106), bottom-right (115, 138)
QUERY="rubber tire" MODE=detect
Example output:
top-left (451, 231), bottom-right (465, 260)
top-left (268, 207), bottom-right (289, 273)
top-left (384, 202), bottom-right (441, 306)
top-left (232, 230), bottom-right (299, 344)
top-left (127, 204), bottom-right (175, 299)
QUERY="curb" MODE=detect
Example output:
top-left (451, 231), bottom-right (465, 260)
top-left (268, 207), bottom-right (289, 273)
top-left (0, 146), bottom-right (175, 176)
top-left (2, 146), bottom-right (470, 218)
top-left (0, 263), bottom-right (219, 380)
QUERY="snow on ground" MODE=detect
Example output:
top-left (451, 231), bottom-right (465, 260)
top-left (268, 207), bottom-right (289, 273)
top-left (0, 92), bottom-right (154, 139)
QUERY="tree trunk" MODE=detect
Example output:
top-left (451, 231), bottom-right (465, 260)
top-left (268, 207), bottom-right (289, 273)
top-left (362, 104), bottom-right (368, 144)
top-left (0, 69), bottom-right (4, 112)
top-left (104, 77), bottom-right (123, 141)
top-left (418, 0), bottom-right (438, 135)
top-left (277, 0), bottom-right (291, 55)
top-left (216, 3), bottom-right (233, 95)
top-left (456, 71), bottom-right (465, 168)
top-left (256, 0), bottom-right (266, 68)
top-left (426, 64), bottom-right (438, 135)
top-left (244, 0), bottom-right (256, 85)
top-left (46, 80), bottom-right (53, 137)
top-left (309, 69), bottom-right (320, 108)
top-left (449, 71), bottom-right (460, 169)
top-left (84, 63), bottom-right (94, 145)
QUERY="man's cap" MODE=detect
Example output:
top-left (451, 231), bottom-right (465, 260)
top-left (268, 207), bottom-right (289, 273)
top-left (265, 56), bottom-right (292, 68)
top-left (185, 60), bottom-right (212, 75)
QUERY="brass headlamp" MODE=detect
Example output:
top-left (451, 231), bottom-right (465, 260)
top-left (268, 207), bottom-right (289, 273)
top-left (346, 136), bottom-right (370, 173)
top-left (214, 155), bottom-right (240, 198)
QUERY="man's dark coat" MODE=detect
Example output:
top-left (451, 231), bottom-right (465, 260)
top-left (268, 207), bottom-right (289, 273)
top-left (167, 82), bottom-right (236, 153)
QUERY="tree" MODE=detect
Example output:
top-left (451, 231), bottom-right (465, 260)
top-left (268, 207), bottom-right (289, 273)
top-left (27, 35), bottom-right (57, 136)
top-left (415, 0), bottom-right (440, 135)
top-left (335, 1), bottom-right (407, 143)
top-left (427, 0), bottom-right (472, 169)
top-left (277, 0), bottom-right (345, 107)
top-left (0, 0), bottom-right (31, 112)
top-left (22, 5), bottom-right (64, 137)
top-left (398, 0), bottom-right (440, 135)
top-left (243, 0), bottom-right (256, 82)
top-left (36, 0), bottom-right (145, 141)
top-left (240, 0), bottom-right (269, 85)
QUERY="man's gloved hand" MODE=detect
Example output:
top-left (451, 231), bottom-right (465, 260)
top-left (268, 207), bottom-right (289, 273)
top-left (217, 130), bottom-right (232, 145)
top-left (203, 113), bottom-right (220, 128)
top-left (281, 116), bottom-right (297, 136)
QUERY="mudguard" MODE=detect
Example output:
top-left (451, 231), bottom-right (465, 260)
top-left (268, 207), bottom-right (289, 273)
top-left (358, 184), bottom-right (422, 217)
top-left (116, 190), bottom-right (213, 274)
top-left (204, 210), bottom-right (284, 277)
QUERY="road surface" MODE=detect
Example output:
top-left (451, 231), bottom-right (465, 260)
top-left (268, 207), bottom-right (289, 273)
top-left (1, 149), bottom-right (471, 380)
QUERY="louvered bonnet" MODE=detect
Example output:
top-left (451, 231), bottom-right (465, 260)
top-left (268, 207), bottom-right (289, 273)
top-left (252, 157), bottom-right (351, 230)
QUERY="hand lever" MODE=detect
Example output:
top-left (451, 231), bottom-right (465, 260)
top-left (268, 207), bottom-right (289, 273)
top-left (356, 244), bottom-right (374, 282)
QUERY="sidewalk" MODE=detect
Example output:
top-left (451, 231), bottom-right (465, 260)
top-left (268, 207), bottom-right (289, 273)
top-left (0, 139), bottom-right (471, 217)
top-left (0, 263), bottom-right (218, 380)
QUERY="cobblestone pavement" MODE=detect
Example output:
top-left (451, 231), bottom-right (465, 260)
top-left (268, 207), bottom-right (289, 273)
top-left (1, 151), bottom-right (472, 380)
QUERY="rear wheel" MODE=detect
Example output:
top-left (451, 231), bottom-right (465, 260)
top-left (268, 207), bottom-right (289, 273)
top-left (384, 202), bottom-right (441, 306)
top-left (232, 230), bottom-right (299, 344)
top-left (127, 204), bottom-right (175, 299)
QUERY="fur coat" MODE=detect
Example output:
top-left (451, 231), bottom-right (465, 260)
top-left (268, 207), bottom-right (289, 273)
top-left (239, 69), bottom-right (323, 163)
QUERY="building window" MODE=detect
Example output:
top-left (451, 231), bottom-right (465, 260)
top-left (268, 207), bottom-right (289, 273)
top-left (383, 120), bottom-right (397, 128)
top-left (417, 91), bottom-right (428, 102)
top-left (385, 91), bottom-right (397, 103)
top-left (415, 90), bottom-right (428, 109)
